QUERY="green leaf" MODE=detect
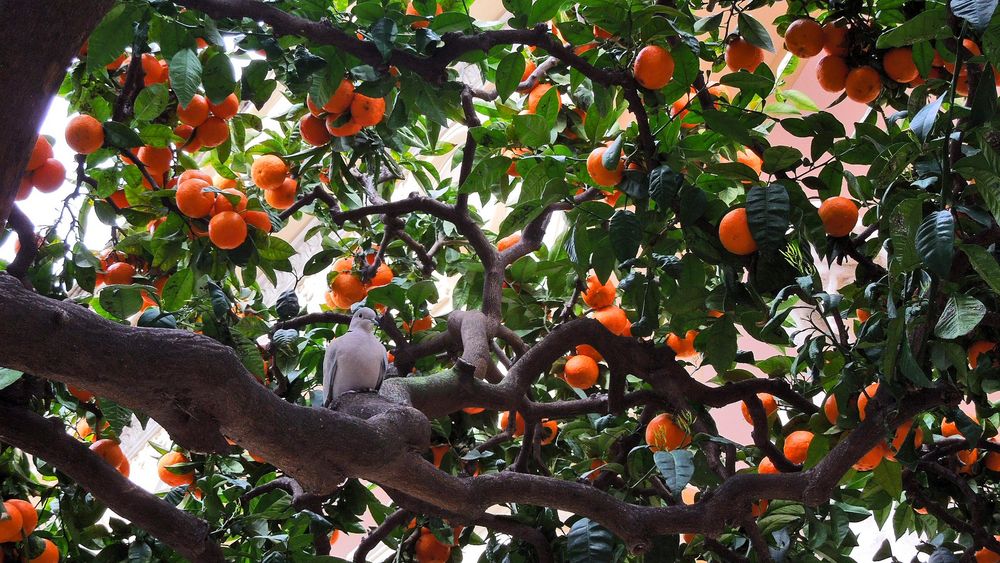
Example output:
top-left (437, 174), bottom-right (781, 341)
top-left (696, 316), bottom-right (738, 372)
top-left (0, 368), bottom-right (23, 391)
top-left (872, 460), bottom-right (903, 498)
top-left (369, 18), bottom-right (398, 59)
top-left (528, 0), bottom-right (565, 26)
top-left (609, 210), bottom-right (641, 262)
top-left (910, 96), bottom-right (943, 141)
top-left (648, 165), bottom-right (683, 209)
top-left (888, 198), bottom-right (924, 271)
top-left (99, 286), bottom-right (144, 319)
top-left (87, 5), bottom-right (139, 71)
top-left (950, 0), bottom-right (998, 31)
top-left (738, 13), bottom-right (775, 52)
top-left (652, 450), bottom-right (694, 497)
top-left (603, 135), bottom-right (622, 170)
top-left (876, 8), bottom-right (949, 47)
top-left (565, 519), bottom-right (614, 563)
top-left (133, 83), bottom-right (169, 121)
top-left (202, 52), bottom-right (236, 105)
top-left (512, 112), bottom-right (552, 147)
top-left (102, 121), bottom-right (144, 149)
top-left (161, 269), bottom-right (194, 311)
top-left (169, 49), bottom-right (202, 107)
top-left (961, 244), bottom-right (1000, 293)
top-left (745, 183), bottom-right (790, 253)
top-left (762, 146), bottom-right (803, 173)
top-left (495, 52), bottom-right (526, 102)
top-left (257, 236), bottom-right (297, 261)
top-left (934, 295), bottom-right (986, 339)
top-left (915, 210), bottom-right (954, 277)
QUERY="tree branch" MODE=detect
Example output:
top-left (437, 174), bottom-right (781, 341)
top-left (353, 508), bottom-right (412, 563)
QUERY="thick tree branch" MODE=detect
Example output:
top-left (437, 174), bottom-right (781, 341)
top-left (6, 206), bottom-right (37, 281)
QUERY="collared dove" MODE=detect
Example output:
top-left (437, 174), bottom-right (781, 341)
top-left (322, 307), bottom-right (388, 407)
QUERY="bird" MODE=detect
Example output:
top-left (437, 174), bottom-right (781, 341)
top-left (322, 307), bottom-right (388, 408)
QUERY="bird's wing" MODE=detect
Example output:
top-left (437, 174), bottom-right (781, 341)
top-left (322, 341), bottom-right (339, 408)
top-left (377, 351), bottom-right (388, 390)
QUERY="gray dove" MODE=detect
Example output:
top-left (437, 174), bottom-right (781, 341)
top-left (322, 307), bottom-right (388, 407)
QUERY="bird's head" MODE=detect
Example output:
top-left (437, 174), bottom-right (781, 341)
top-left (350, 306), bottom-right (378, 333)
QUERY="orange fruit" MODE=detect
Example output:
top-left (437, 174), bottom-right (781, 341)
top-left (942, 415), bottom-right (977, 437)
top-left (367, 263), bottom-right (394, 287)
top-left (969, 341), bottom-right (997, 369)
top-left (299, 114), bottom-right (331, 146)
top-left (177, 94), bottom-right (209, 126)
top-left (822, 22), bottom-right (849, 56)
top-left (496, 233), bottom-right (521, 252)
top-left (212, 188), bottom-right (247, 215)
top-left (751, 499), bottom-right (769, 517)
top-left (740, 393), bottom-right (778, 424)
top-left (582, 274), bottom-right (616, 308)
top-left (90, 439), bottom-right (127, 473)
top-left (500, 411), bottom-right (526, 436)
top-left (783, 430), bottom-right (814, 464)
top-left (29, 539), bottom-right (60, 563)
top-left (645, 413), bottom-right (691, 451)
top-left (7, 499), bottom-right (37, 536)
top-left (594, 26), bottom-right (612, 39)
top-left (350, 94), bottom-right (386, 127)
top-left (958, 448), bottom-right (979, 473)
top-left (176, 179), bottom-right (215, 218)
top-left (784, 19), bottom-right (824, 58)
top-left (251, 155), bottom-right (288, 190)
top-left (976, 546), bottom-right (1000, 563)
top-left (195, 116), bottom-right (229, 148)
top-left (462, 407), bottom-right (485, 414)
top-left (110, 190), bottom-right (130, 208)
top-left (415, 528), bottom-right (452, 563)
top-left (521, 58), bottom-right (537, 82)
top-left (883, 48), bottom-right (919, 83)
top-left (592, 305), bottom-right (628, 335)
top-left (818, 196), bottom-right (859, 237)
top-left (136, 145), bottom-right (172, 175)
top-left (943, 39), bottom-right (981, 73)
top-left (174, 124), bottom-right (201, 152)
top-left (213, 175), bottom-right (239, 189)
top-left (737, 150), bottom-right (763, 176)
top-left (331, 272), bottom-right (368, 306)
top-left (586, 146), bottom-right (624, 187)
top-left (526, 83), bottom-right (561, 114)
top-left (29, 159), bottom-right (66, 192)
top-left (725, 37), bottom-right (765, 72)
top-left (718, 208), bottom-right (757, 255)
top-left (65, 114), bottom-right (105, 154)
top-left (406, 2), bottom-right (442, 28)
top-left (856, 308), bottom-right (871, 322)
top-left (576, 344), bottom-right (603, 362)
top-left (852, 443), bottom-right (886, 471)
top-left (209, 93), bottom-right (240, 119)
top-left (68, 385), bottom-right (94, 402)
top-left (27, 136), bottom-right (53, 171)
top-left (823, 394), bottom-right (840, 425)
top-left (431, 444), bottom-right (449, 467)
top-left (326, 115), bottom-right (364, 137)
top-left (587, 459), bottom-right (604, 481)
top-left (564, 354), bottom-right (600, 389)
top-left (158, 451), bottom-right (196, 487)
top-left (265, 177), bottom-right (298, 209)
top-left (321, 79), bottom-right (356, 114)
top-left (666, 330), bottom-right (698, 358)
top-left (758, 457), bottom-right (779, 474)
top-left (76, 417), bottom-right (109, 440)
top-left (179, 169), bottom-right (212, 185)
top-left (816, 56), bottom-right (849, 92)
top-left (105, 262), bottom-right (135, 285)
top-left (885, 421), bottom-right (924, 460)
top-left (329, 529), bottom-right (341, 545)
top-left (540, 420), bottom-right (559, 445)
top-left (0, 501), bottom-right (24, 542)
top-left (845, 66), bottom-right (882, 104)
top-left (333, 257), bottom-right (354, 273)
top-left (209, 211), bottom-right (248, 250)
top-left (856, 382), bottom-right (879, 421)
top-left (633, 45), bottom-right (674, 90)
top-left (139, 53), bottom-right (164, 85)
top-left (403, 315), bottom-right (433, 333)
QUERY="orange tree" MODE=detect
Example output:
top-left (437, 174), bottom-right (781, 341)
top-left (1, 0), bottom-right (1000, 561)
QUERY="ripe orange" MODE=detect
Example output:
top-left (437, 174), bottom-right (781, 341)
top-left (852, 444), bottom-right (886, 471)
top-left (367, 263), bottom-right (394, 287)
top-left (941, 415), bottom-right (977, 438)
top-left (592, 305), bottom-right (628, 335)
top-left (816, 56), bottom-right (849, 93)
top-left (725, 37), bottom-right (765, 72)
top-left (976, 546), bottom-right (1000, 563)
top-left (784, 19), bottom-right (824, 58)
top-left (403, 315), bottom-right (433, 333)
top-left (496, 232), bottom-right (521, 252)
top-left (105, 262), bottom-right (135, 285)
top-left (209, 93), bottom-right (240, 119)
top-left (331, 272), bottom-right (368, 306)
top-left (29, 159), bottom-right (66, 192)
top-left (27, 136), bottom-right (53, 171)
top-left (594, 26), bottom-right (612, 39)
top-left (90, 438), bottom-right (127, 473)
top-left (586, 146), bottom-right (624, 187)
top-left (856, 382), bottom-right (879, 421)
top-left (329, 529), bottom-right (341, 545)
top-left (582, 274), bottom-right (616, 308)
top-left (321, 79), bottom-right (356, 114)
top-left (76, 417), bottom-right (109, 440)
top-left (526, 83), bottom-right (561, 114)
top-left (0, 501), bottom-right (24, 542)
top-left (564, 354), bottom-right (600, 389)
top-left (351, 94), bottom-right (386, 127)
top-left (818, 196), bottom-right (859, 237)
top-left (539, 420), bottom-right (559, 445)
top-left (140, 53), bottom-right (164, 85)
top-left (29, 539), bottom-right (59, 563)
top-left (958, 448), bottom-right (979, 473)
top-left (823, 394), bottom-right (840, 425)
top-left (326, 115), bottom-right (364, 137)
top-left (7, 499), bottom-right (37, 536)
top-left (500, 411), bottom-right (526, 436)
top-left (251, 155), bottom-right (289, 190)
top-left (751, 499), bottom-right (769, 517)
top-left (822, 22), bottom-right (849, 56)
top-left (575, 344), bottom-right (603, 361)
top-left (158, 451), bottom-right (196, 487)
top-left (195, 116), bottom-right (229, 148)
top-left (177, 94), bottom-right (209, 126)
top-left (521, 58), bottom-right (537, 82)
top-left (845, 66), bottom-right (882, 104)
top-left (65, 114), bottom-right (105, 154)
top-left (856, 308), bottom-right (871, 322)
top-left (213, 174), bottom-right (239, 189)
top-left (462, 406), bottom-right (485, 414)
top-left (179, 169), bottom-right (212, 185)
top-left (265, 177), bottom-right (298, 209)
top-left (783, 430), bottom-right (814, 464)
top-left (741, 393), bottom-right (778, 424)
top-left (737, 150), bottom-right (763, 176)
top-left (431, 444), bottom-right (449, 467)
top-left (300, 114), bottom-right (332, 146)
top-left (943, 39), bottom-right (981, 73)
top-left (883, 48), bottom-right (919, 83)
top-left (633, 45), bottom-right (674, 90)
top-left (176, 179), bottom-right (215, 218)
top-left (666, 330), bottom-right (698, 358)
top-left (174, 124), bottom-right (201, 152)
top-left (136, 145), bottom-right (171, 176)
top-left (333, 257), bottom-right (354, 273)
top-left (406, 2), bottom-right (442, 28)
top-left (645, 413), bottom-right (691, 451)
top-left (885, 421), bottom-right (924, 460)
top-left (68, 385), bottom-right (94, 402)
top-left (212, 188), bottom-right (247, 216)
top-left (758, 457), bottom-right (779, 474)
top-left (718, 208), bottom-right (757, 255)
top-left (968, 341), bottom-right (997, 369)
top-left (209, 211), bottom-right (248, 250)
top-left (415, 528), bottom-right (452, 563)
